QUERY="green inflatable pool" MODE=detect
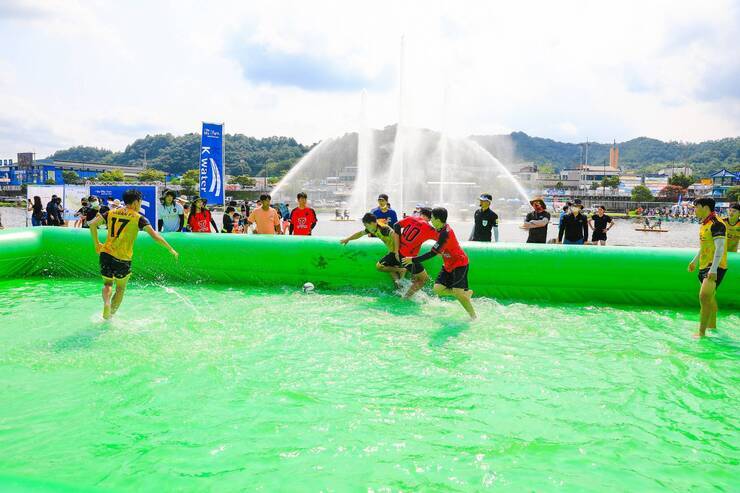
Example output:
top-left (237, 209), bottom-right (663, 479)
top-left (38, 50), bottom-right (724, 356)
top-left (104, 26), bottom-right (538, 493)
top-left (0, 227), bottom-right (736, 309)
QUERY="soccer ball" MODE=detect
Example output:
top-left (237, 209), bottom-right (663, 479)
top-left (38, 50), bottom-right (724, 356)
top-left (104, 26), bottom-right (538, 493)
top-left (302, 282), bottom-right (315, 293)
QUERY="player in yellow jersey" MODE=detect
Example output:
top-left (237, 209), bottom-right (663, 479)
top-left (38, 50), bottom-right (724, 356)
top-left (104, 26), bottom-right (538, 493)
top-left (724, 203), bottom-right (739, 253)
top-left (88, 189), bottom-right (179, 319)
top-left (687, 198), bottom-right (728, 338)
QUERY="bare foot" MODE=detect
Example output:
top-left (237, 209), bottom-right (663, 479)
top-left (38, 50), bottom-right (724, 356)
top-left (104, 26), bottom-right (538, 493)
top-left (693, 332), bottom-right (705, 339)
top-left (464, 289), bottom-right (474, 300)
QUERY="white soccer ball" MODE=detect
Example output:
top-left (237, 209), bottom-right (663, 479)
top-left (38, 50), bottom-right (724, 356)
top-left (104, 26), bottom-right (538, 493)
top-left (302, 282), bottom-right (315, 293)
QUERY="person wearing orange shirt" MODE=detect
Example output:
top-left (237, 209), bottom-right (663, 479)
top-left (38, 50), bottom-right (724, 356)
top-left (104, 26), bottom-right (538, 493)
top-left (247, 194), bottom-right (281, 234)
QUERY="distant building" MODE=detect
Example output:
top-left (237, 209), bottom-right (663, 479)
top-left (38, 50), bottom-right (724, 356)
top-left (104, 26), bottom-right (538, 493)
top-left (0, 152), bottom-right (144, 189)
top-left (658, 166), bottom-right (693, 177)
top-left (709, 168), bottom-right (739, 198)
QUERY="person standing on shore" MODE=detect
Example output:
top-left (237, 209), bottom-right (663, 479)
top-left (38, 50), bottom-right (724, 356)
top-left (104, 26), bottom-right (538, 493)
top-left (371, 194), bottom-right (398, 227)
top-left (157, 190), bottom-right (184, 233)
top-left (588, 206), bottom-right (614, 246)
top-left (469, 193), bottom-right (499, 242)
top-left (557, 199), bottom-right (588, 245)
top-left (247, 194), bottom-right (281, 234)
top-left (289, 192), bottom-right (318, 236)
top-left (30, 196), bottom-right (45, 226)
top-left (187, 197), bottom-right (219, 233)
top-left (521, 197), bottom-right (550, 243)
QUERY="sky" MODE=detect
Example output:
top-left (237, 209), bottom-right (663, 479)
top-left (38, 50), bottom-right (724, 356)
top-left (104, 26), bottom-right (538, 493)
top-left (1, 0), bottom-right (739, 157)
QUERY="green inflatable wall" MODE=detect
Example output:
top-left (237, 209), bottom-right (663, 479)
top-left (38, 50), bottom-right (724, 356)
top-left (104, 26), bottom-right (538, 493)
top-left (0, 227), bottom-right (737, 309)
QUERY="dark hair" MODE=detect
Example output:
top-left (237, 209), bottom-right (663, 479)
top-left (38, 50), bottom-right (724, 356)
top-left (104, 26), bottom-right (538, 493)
top-left (297, 192), bottom-right (307, 200)
top-left (693, 197), bottom-right (715, 211)
top-left (122, 189), bottom-right (142, 205)
top-left (431, 207), bottom-right (448, 223)
top-left (259, 194), bottom-right (271, 201)
top-left (418, 207), bottom-right (432, 218)
top-left (730, 203), bottom-right (740, 212)
top-left (226, 206), bottom-right (235, 213)
top-left (163, 190), bottom-right (176, 199)
top-left (228, 200), bottom-right (237, 207)
top-left (378, 194), bottom-right (389, 201)
top-left (33, 196), bottom-right (42, 208)
top-left (597, 205), bottom-right (606, 211)
top-left (362, 212), bottom-right (377, 224)
top-left (233, 212), bottom-right (241, 218)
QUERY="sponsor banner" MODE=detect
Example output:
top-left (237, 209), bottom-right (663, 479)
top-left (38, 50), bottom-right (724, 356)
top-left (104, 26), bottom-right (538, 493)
top-left (62, 185), bottom-right (89, 221)
top-left (199, 122), bottom-right (225, 205)
top-left (89, 185), bottom-right (158, 226)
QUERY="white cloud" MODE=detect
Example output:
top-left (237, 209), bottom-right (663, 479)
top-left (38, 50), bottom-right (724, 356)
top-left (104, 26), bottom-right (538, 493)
top-left (0, 0), bottom-right (738, 157)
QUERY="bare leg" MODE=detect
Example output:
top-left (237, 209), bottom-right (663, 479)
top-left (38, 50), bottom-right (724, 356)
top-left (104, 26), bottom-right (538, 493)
top-left (102, 280), bottom-right (113, 319)
top-left (696, 278), bottom-right (716, 337)
top-left (376, 262), bottom-right (406, 287)
top-left (404, 271), bottom-right (429, 299)
top-left (433, 283), bottom-right (476, 319)
top-left (708, 296), bottom-right (718, 330)
top-left (111, 277), bottom-right (129, 315)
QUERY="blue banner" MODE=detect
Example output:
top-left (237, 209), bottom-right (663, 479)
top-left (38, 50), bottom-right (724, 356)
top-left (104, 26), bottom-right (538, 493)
top-left (89, 185), bottom-right (158, 226)
top-left (199, 122), bottom-right (225, 205)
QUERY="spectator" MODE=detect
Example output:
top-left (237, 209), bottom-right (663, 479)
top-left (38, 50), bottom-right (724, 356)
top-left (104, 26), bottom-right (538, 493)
top-left (558, 198), bottom-right (588, 244)
top-left (46, 195), bottom-right (62, 226)
top-left (589, 206), bottom-right (614, 246)
top-left (469, 193), bottom-right (499, 242)
top-left (371, 193), bottom-right (398, 227)
top-left (222, 206), bottom-right (236, 233)
top-left (84, 196), bottom-right (101, 228)
top-left (29, 196), bottom-right (45, 226)
top-left (157, 190), bottom-right (184, 232)
top-left (247, 194), bottom-right (281, 234)
top-left (188, 197), bottom-right (218, 233)
top-left (522, 197), bottom-right (550, 243)
top-left (74, 200), bottom-right (89, 228)
top-left (232, 213), bottom-right (244, 233)
top-left (289, 192), bottom-right (318, 236)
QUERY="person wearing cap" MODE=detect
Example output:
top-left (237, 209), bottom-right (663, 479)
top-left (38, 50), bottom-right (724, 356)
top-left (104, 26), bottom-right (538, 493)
top-left (522, 197), bottom-right (551, 243)
top-left (157, 190), bottom-right (184, 232)
top-left (557, 198), bottom-right (588, 245)
top-left (723, 202), bottom-right (739, 253)
top-left (469, 193), bottom-right (499, 242)
top-left (187, 196), bottom-right (219, 233)
top-left (371, 194), bottom-right (398, 227)
top-left (247, 194), bottom-right (281, 234)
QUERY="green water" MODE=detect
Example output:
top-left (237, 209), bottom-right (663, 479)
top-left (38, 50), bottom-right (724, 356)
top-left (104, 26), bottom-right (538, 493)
top-left (0, 278), bottom-right (737, 492)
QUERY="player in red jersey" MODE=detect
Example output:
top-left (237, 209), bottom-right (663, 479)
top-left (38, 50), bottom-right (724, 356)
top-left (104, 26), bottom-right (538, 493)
top-left (289, 192), bottom-right (318, 235)
top-left (403, 207), bottom-right (476, 319)
top-left (392, 207), bottom-right (439, 298)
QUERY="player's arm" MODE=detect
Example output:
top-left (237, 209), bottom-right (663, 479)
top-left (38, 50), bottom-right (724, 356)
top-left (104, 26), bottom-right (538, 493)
top-left (88, 213), bottom-right (106, 253)
top-left (143, 225), bottom-right (179, 259)
top-left (392, 222), bottom-right (404, 260)
top-left (340, 230), bottom-right (367, 244)
top-left (310, 209), bottom-right (318, 231)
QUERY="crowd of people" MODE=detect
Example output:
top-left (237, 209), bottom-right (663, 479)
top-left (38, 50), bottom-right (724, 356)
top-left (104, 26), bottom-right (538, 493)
top-left (15, 186), bottom-right (738, 337)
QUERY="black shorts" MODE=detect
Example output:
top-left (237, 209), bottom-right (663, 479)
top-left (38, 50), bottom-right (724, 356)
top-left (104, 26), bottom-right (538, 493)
top-left (592, 231), bottom-right (607, 242)
top-left (378, 252), bottom-right (425, 275)
top-left (435, 265), bottom-right (469, 290)
top-left (100, 252), bottom-right (132, 280)
top-left (698, 267), bottom-right (727, 288)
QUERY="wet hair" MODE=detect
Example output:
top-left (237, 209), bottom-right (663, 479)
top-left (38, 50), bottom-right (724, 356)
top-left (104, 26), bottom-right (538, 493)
top-left (693, 197), bottom-right (715, 211)
top-left (259, 194), bottom-right (271, 201)
top-left (362, 212), bottom-right (377, 224)
top-left (122, 189), bottom-right (142, 205)
top-left (226, 206), bottom-right (235, 213)
top-left (418, 207), bottom-right (432, 218)
top-left (431, 207), bottom-right (448, 223)
top-left (297, 192), bottom-right (307, 200)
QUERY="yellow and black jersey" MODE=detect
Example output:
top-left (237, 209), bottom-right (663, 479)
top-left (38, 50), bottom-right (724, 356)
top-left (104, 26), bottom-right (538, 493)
top-left (99, 208), bottom-right (150, 261)
top-left (698, 214), bottom-right (728, 270)
top-left (723, 216), bottom-right (739, 252)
